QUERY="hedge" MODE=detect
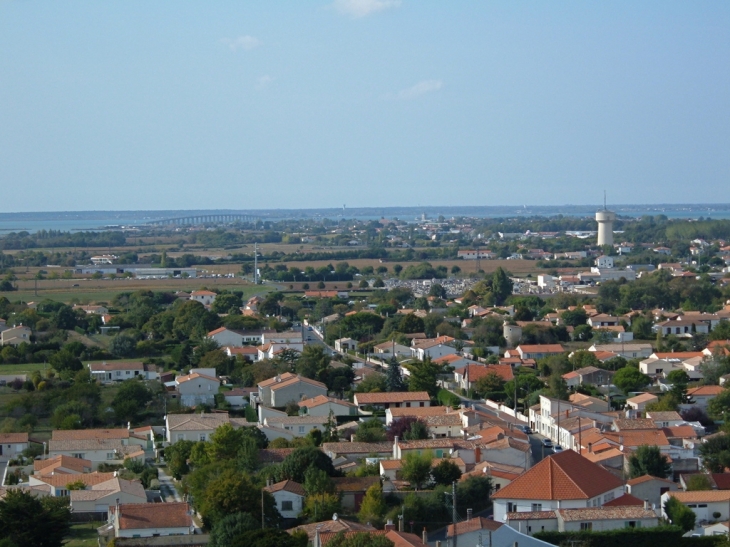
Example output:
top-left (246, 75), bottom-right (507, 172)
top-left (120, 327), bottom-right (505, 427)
top-left (533, 526), bottom-right (724, 547)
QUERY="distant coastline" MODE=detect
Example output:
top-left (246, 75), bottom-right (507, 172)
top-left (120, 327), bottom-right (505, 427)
top-left (1, 204), bottom-right (730, 233)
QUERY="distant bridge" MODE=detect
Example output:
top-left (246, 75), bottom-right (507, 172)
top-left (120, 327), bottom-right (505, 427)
top-left (150, 214), bottom-right (259, 226)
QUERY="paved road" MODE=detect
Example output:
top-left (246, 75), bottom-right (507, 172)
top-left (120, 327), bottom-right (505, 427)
top-left (157, 467), bottom-right (183, 502)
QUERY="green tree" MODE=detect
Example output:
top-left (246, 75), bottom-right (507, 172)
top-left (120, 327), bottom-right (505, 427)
top-left (302, 493), bottom-right (341, 522)
top-left (431, 459), bottom-right (462, 486)
top-left (405, 357), bottom-right (442, 398)
top-left (628, 445), bottom-right (671, 479)
top-left (664, 495), bottom-right (696, 532)
top-left (0, 490), bottom-right (70, 547)
top-left (685, 474), bottom-right (713, 491)
top-left (209, 512), bottom-right (259, 547)
top-left (297, 345), bottom-right (331, 379)
top-left (164, 440), bottom-right (195, 479)
top-left (613, 367), bottom-right (651, 394)
top-left (111, 379), bottom-right (152, 423)
top-left (357, 484), bottom-right (388, 530)
top-left (279, 446), bottom-right (336, 483)
top-left (304, 467), bottom-right (335, 496)
top-left (49, 350), bottom-right (82, 374)
top-left (373, 278), bottom-right (385, 288)
top-left (208, 423), bottom-right (245, 461)
top-left (560, 308), bottom-right (588, 327)
top-left (219, 528), bottom-right (308, 547)
top-left (401, 450), bottom-right (433, 490)
top-left (354, 419), bottom-right (387, 443)
top-left (699, 434), bottom-right (730, 472)
top-left (491, 267), bottom-right (513, 305)
top-left (385, 358), bottom-right (405, 392)
top-left (211, 293), bottom-right (242, 314)
top-left (708, 388), bottom-right (730, 418)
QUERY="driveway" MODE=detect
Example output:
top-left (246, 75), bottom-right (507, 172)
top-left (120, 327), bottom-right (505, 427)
top-left (157, 467), bottom-right (183, 502)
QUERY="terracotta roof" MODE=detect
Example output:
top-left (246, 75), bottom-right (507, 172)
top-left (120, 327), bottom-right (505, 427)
top-left (663, 426), bottom-right (698, 439)
top-left (287, 519), bottom-right (376, 539)
top-left (389, 406), bottom-right (456, 418)
top-left (191, 290), bottom-right (216, 296)
top-left (114, 502), bottom-right (192, 530)
top-left (34, 472), bottom-right (115, 488)
top-left (51, 429), bottom-right (130, 441)
top-left (556, 506), bottom-right (657, 521)
top-left (653, 352), bottom-right (705, 359)
top-left (34, 455), bottom-right (92, 474)
top-left (0, 433), bottom-right (28, 443)
top-left (447, 517), bottom-right (502, 537)
top-left (506, 511), bottom-right (556, 520)
top-left (322, 442), bottom-right (393, 455)
top-left (603, 430), bottom-right (670, 448)
top-left (267, 374), bottom-right (326, 391)
top-left (687, 386), bottom-right (725, 397)
top-left (517, 344), bottom-right (565, 353)
top-left (646, 411), bottom-right (683, 422)
top-left (627, 474), bottom-right (675, 486)
top-left (492, 450), bottom-right (624, 501)
top-left (299, 395), bottom-right (356, 409)
top-left (354, 392), bottom-right (430, 404)
top-left (176, 372), bottom-right (219, 384)
top-left (319, 531), bottom-right (387, 546)
top-left (264, 480), bottom-right (306, 497)
top-left (613, 418), bottom-right (657, 430)
top-left (385, 530), bottom-right (426, 547)
top-left (259, 448), bottom-right (296, 463)
top-left (166, 413), bottom-right (231, 431)
top-left (626, 393), bottom-right (658, 404)
top-left (602, 493), bottom-right (645, 507)
top-left (259, 372), bottom-right (297, 388)
top-left (668, 491), bottom-right (730, 503)
top-left (458, 364), bottom-right (514, 382)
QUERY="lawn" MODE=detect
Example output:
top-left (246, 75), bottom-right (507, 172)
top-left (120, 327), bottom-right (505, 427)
top-left (64, 521), bottom-right (104, 547)
top-left (0, 362), bottom-right (49, 375)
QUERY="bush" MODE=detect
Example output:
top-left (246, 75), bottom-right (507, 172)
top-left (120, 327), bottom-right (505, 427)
top-left (534, 526), bottom-right (719, 547)
top-left (437, 389), bottom-right (461, 408)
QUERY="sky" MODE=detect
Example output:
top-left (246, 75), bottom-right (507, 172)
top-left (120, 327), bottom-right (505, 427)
top-left (0, 1), bottom-right (729, 212)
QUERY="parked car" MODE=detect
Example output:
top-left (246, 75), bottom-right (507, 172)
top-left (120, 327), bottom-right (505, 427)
top-left (553, 445), bottom-right (563, 453)
top-left (542, 438), bottom-right (553, 448)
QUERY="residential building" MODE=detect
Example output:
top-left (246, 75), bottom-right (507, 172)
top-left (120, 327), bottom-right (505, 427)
top-left (101, 502), bottom-right (192, 542)
top-left (257, 373), bottom-right (328, 408)
top-left (207, 326), bottom-right (268, 347)
top-left (0, 325), bottom-right (31, 346)
top-left (626, 475), bottom-right (678, 510)
top-left (33, 454), bottom-right (92, 476)
top-left (174, 372), bottom-right (220, 407)
top-left (334, 338), bottom-right (358, 352)
top-left (686, 385), bottom-right (724, 410)
top-left (298, 395), bottom-right (357, 417)
top-left (491, 450), bottom-right (625, 523)
top-left (222, 387), bottom-right (255, 408)
top-left (332, 476), bottom-right (380, 511)
top-left (588, 343), bottom-right (653, 359)
top-left (508, 506), bottom-right (659, 535)
top-left (88, 361), bottom-right (158, 382)
top-left (654, 319), bottom-right (710, 338)
top-left (321, 442), bottom-right (393, 467)
top-left (69, 477), bottom-right (147, 515)
top-left (0, 432), bottom-right (29, 460)
top-left (263, 415), bottom-right (329, 439)
top-left (264, 480), bottom-right (306, 520)
top-left (165, 412), bottom-right (247, 444)
top-left (506, 344), bottom-right (565, 360)
top-left (29, 471), bottom-right (116, 497)
top-left (662, 490), bottom-right (730, 522)
top-left (626, 393), bottom-right (659, 411)
top-left (454, 363), bottom-right (514, 391)
top-left (353, 391), bottom-right (431, 411)
top-left (372, 341), bottom-right (411, 359)
top-left (562, 366), bottom-right (613, 388)
top-left (190, 290), bottom-right (216, 306)
top-left (410, 336), bottom-right (458, 361)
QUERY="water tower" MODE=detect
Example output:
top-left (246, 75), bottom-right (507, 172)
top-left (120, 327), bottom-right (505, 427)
top-left (596, 193), bottom-right (615, 246)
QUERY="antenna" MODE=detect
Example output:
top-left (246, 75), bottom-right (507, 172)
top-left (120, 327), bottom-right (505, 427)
top-left (604, 190), bottom-right (607, 210)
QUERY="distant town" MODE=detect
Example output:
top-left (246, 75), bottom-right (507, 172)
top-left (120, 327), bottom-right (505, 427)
top-left (1, 207), bottom-right (730, 547)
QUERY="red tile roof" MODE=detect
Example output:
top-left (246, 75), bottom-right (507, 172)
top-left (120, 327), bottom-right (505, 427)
top-left (114, 502), bottom-right (192, 530)
top-left (602, 493), bottom-right (645, 507)
top-left (354, 392), bottom-right (430, 405)
top-left (447, 517), bottom-right (502, 537)
top-left (491, 450), bottom-right (624, 501)
top-left (264, 480), bottom-right (306, 497)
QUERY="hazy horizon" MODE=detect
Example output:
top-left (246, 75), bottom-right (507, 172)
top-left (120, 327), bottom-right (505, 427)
top-left (2, 1), bottom-right (729, 212)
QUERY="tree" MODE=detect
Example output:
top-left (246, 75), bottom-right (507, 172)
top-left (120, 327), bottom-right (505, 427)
top-left (491, 267), bottom-right (513, 305)
top-left (613, 367), bottom-right (651, 394)
top-left (474, 371), bottom-right (505, 396)
top-left (211, 293), bottom-right (242, 315)
top-left (405, 358), bottom-right (442, 398)
top-left (209, 512), bottom-right (259, 547)
top-left (297, 345), bottom-right (330, 379)
top-left (664, 495), bottom-right (696, 532)
top-left (111, 380), bottom-right (152, 423)
top-left (708, 388), bottom-right (730, 418)
top-left (385, 358), bottom-right (405, 392)
top-left (220, 528), bottom-right (308, 547)
top-left (355, 419), bottom-right (387, 443)
top-left (208, 424), bottom-right (245, 461)
top-left (373, 278), bottom-right (385, 288)
top-left (699, 435), bottom-right (730, 473)
top-left (685, 474), bottom-right (713, 491)
top-left (49, 350), bottom-right (82, 374)
top-left (431, 459), bottom-right (462, 486)
top-left (628, 445), bottom-right (671, 479)
top-left (561, 308), bottom-right (588, 327)
top-left (164, 440), bottom-right (195, 479)
top-left (304, 467), bottom-right (335, 496)
top-left (387, 417), bottom-right (429, 442)
top-left (302, 493), bottom-right (341, 523)
top-left (279, 446), bottom-right (336, 483)
top-left (109, 333), bottom-right (137, 357)
top-left (357, 483), bottom-right (387, 529)
top-left (0, 490), bottom-right (70, 547)
top-left (401, 450), bottom-right (433, 490)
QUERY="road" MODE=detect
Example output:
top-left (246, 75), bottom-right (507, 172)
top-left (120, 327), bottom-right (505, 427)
top-left (157, 467), bottom-right (183, 502)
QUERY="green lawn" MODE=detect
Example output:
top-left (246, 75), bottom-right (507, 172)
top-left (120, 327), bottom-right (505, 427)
top-left (64, 521), bottom-right (104, 547)
top-left (0, 362), bottom-right (49, 375)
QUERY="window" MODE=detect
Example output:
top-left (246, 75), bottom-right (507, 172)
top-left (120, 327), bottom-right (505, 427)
top-left (604, 492), bottom-right (615, 502)
top-left (507, 502), bottom-right (514, 513)
top-left (625, 521), bottom-right (639, 528)
top-left (281, 501), bottom-right (293, 511)
top-left (419, 402), bottom-right (425, 407)
top-left (298, 426), bottom-right (305, 434)
top-left (531, 504), bottom-right (542, 512)
top-left (580, 523), bottom-right (592, 531)
top-left (200, 434), bottom-right (206, 441)
top-left (125, 370), bottom-right (131, 375)
top-left (406, 402), bottom-right (411, 407)
top-left (495, 484), bottom-right (501, 491)
top-left (107, 452), bottom-right (114, 460)
top-left (116, 371), bottom-right (121, 377)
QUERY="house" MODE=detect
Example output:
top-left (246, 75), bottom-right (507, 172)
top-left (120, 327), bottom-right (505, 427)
top-left (626, 475), bottom-right (678, 510)
top-left (263, 415), bottom-right (329, 439)
top-left (287, 518), bottom-right (377, 547)
top-left (33, 454), bottom-right (92, 476)
top-left (264, 480), bottom-right (306, 520)
top-left (353, 391), bottom-right (431, 411)
top-left (332, 476), bottom-right (380, 511)
top-left (257, 373), bottom-right (328, 408)
top-left (73, 304), bottom-right (109, 315)
top-left (0, 325), bottom-right (31, 346)
top-left (334, 338), bottom-right (358, 352)
top-left (70, 477), bottom-right (147, 516)
top-left (562, 366), bottom-right (613, 388)
top-left (410, 336), bottom-right (458, 361)
top-left (662, 490), bottom-right (730, 522)
top-left (101, 502), bottom-right (192, 542)
top-left (646, 411), bottom-right (684, 428)
top-left (29, 472), bottom-right (116, 497)
top-left (88, 361), bottom-right (158, 382)
top-left (190, 290), bottom-right (216, 306)
top-left (447, 516), bottom-right (503, 542)
top-left (654, 319), bottom-right (710, 338)
top-left (454, 364), bottom-right (514, 391)
top-left (506, 344), bottom-right (565, 360)
top-left (174, 372), bottom-right (220, 407)
top-left (491, 450), bottom-right (625, 522)
top-left (298, 395), bottom-right (357, 417)
top-left (207, 326), bottom-right (260, 347)
top-left (626, 393), bottom-right (659, 411)
top-left (0, 432), bottom-right (29, 460)
top-left (588, 343), bottom-right (653, 359)
top-left (47, 439), bottom-right (145, 470)
top-left (165, 412), bottom-right (246, 444)
top-left (224, 345), bottom-right (259, 361)
top-left (372, 341), bottom-right (411, 359)
top-left (588, 314), bottom-right (620, 328)
top-left (321, 442), bottom-right (393, 467)
top-left (686, 385), bottom-right (725, 410)
top-left (222, 387), bottom-right (254, 408)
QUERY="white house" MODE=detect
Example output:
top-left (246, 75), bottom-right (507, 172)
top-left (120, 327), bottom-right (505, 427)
top-left (256, 373), bottom-right (328, 408)
top-left (662, 490), bottom-right (730, 523)
top-left (0, 325), bottom-right (31, 346)
top-left (165, 412), bottom-right (247, 444)
top-left (263, 415), bottom-right (329, 438)
top-left (174, 372), bottom-right (220, 407)
top-left (88, 361), bottom-right (158, 382)
top-left (492, 450), bottom-right (625, 523)
top-left (104, 502), bottom-right (192, 540)
top-left (0, 433), bottom-right (29, 461)
top-left (264, 480), bottom-right (306, 519)
top-left (190, 290), bottom-right (216, 306)
top-left (410, 336), bottom-right (458, 361)
top-left (334, 338), bottom-right (358, 352)
top-left (69, 477), bottom-right (147, 515)
top-left (298, 395), bottom-right (357, 417)
top-left (685, 385), bottom-right (725, 410)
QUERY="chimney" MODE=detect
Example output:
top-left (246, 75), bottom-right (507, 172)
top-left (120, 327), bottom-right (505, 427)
top-left (422, 527), bottom-right (428, 545)
top-left (384, 520), bottom-right (395, 532)
top-left (467, 508), bottom-right (473, 521)
top-left (644, 499), bottom-right (650, 510)
top-left (588, 443), bottom-right (593, 454)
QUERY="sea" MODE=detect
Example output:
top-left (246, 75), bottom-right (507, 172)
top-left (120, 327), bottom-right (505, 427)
top-left (1, 205), bottom-right (730, 234)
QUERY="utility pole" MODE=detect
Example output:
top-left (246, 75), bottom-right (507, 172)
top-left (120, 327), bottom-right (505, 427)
top-left (261, 488), bottom-right (265, 528)
top-left (452, 481), bottom-right (457, 547)
top-left (254, 242), bottom-right (259, 285)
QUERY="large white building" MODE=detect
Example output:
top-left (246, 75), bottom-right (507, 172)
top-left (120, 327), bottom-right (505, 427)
top-left (596, 209), bottom-right (616, 246)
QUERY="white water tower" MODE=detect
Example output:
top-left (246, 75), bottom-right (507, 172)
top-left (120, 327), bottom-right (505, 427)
top-left (596, 193), bottom-right (616, 246)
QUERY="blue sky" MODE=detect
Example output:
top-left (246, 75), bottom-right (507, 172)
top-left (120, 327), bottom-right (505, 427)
top-left (0, 1), bottom-right (728, 212)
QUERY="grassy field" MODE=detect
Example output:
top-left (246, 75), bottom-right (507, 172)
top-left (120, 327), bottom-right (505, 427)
top-left (64, 522), bottom-right (104, 547)
top-left (6, 278), bottom-right (269, 304)
top-left (0, 362), bottom-right (48, 375)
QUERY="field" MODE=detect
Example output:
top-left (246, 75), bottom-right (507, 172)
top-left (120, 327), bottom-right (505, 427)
top-left (64, 522), bottom-right (104, 547)
top-left (7, 277), bottom-right (270, 304)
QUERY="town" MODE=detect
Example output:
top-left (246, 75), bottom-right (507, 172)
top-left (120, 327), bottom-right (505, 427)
top-left (1, 208), bottom-right (730, 547)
